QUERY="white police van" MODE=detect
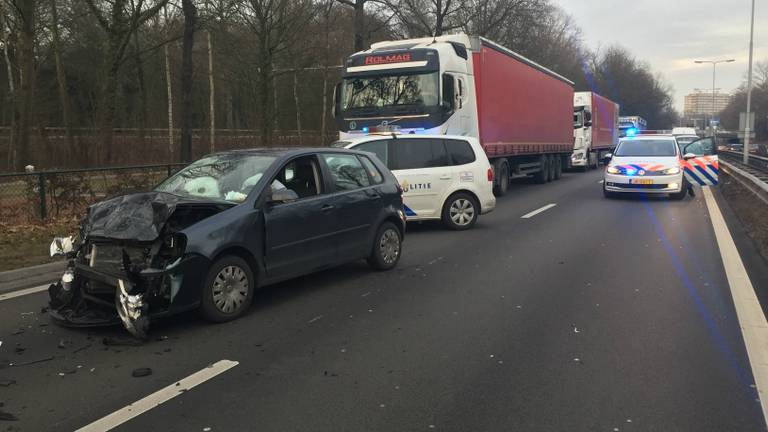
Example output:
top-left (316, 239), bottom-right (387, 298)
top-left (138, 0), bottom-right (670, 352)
top-left (333, 131), bottom-right (496, 230)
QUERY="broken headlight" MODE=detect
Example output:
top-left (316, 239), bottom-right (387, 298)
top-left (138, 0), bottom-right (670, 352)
top-left (50, 236), bottom-right (75, 257)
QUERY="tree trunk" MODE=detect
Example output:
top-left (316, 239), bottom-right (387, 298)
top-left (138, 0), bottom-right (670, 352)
top-left (180, 0), bottom-right (197, 163)
top-left (97, 39), bottom-right (121, 165)
top-left (15, 0), bottom-right (35, 170)
top-left (353, 0), bottom-right (365, 51)
top-left (293, 70), bottom-right (301, 145)
top-left (50, 0), bottom-right (75, 152)
top-left (207, 30), bottom-right (215, 152)
top-left (165, 43), bottom-right (174, 162)
top-left (132, 30), bottom-right (148, 141)
top-left (2, 31), bottom-right (16, 170)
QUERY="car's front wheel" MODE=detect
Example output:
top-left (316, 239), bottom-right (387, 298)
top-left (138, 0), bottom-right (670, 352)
top-left (367, 222), bottom-right (402, 270)
top-left (442, 192), bottom-right (479, 230)
top-left (200, 255), bottom-right (255, 322)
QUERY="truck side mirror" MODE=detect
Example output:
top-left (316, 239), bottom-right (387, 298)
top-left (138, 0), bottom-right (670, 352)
top-left (584, 112), bottom-right (592, 127)
top-left (332, 83), bottom-right (341, 118)
top-left (442, 74), bottom-right (455, 112)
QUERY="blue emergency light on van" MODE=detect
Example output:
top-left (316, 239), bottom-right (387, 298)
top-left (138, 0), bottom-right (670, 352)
top-left (626, 128), bottom-right (638, 136)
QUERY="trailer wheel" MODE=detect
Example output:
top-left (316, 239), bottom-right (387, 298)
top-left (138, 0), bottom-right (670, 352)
top-left (493, 160), bottom-right (509, 196)
top-left (544, 155), bottom-right (553, 183)
top-left (554, 156), bottom-right (562, 180)
top-left (534, 155), bottom-right (547, 184)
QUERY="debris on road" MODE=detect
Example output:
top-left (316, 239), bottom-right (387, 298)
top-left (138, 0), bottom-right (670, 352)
top-left (103, 337), bottom-right (144, 347)
top-left (73, 343), bottom-right (92, 353)
top-left (132, 367), bottom-right (153, 377)
top-left (0, 379), bottom-right (16, 387)
top-left (0, 410), bottom-right (18, 421)
top-left (8, 356), bottom-right (54, 367)
top-left (57, 368), bottom-right (77, 376)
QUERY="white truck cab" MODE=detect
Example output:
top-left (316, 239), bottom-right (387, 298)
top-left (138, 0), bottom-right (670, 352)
top-left (333, 133), bottom-right (496, 230)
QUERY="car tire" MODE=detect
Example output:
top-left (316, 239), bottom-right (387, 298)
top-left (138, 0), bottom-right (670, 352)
top-left (603, 183), bottom-right (617, 199)
top-left (670, 186), bottom-right (688, 200)
top-left (367, 222), bottom-right (402, 271)
top-left (200, 255), bottom-right (255, 323)
top-left (442, 192), bottom-right (479, 230)
top-left (493, 161), bottom-right (509, 197)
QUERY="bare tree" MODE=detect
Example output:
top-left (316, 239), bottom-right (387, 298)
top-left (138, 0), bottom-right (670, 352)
top-left (82, 0), bottom-right (168, 163)
top-left (49, 0), bottom-right (74, 149)
top-left (4, 0), bottom-right (35, 170)
top-left (180, 0), bottom-right (197, 162)
top-left (390, 0), bottom-right (470, 37)
top-left (335, 0), bottom-right (367, 51)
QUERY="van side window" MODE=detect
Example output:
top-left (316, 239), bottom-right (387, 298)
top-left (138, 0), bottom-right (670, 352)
top-left (445, 139), bottom-right (476, 165)
top-left (354, 140), bottom-right (389, 167)
top-left (359, 156), bottom-right (384, 184)
top-left (393, 138), bottom-right (448, 170)
top-left (321, 154), bottom-right (371, 191)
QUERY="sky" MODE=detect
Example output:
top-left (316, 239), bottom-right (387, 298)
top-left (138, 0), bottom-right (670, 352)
top-left (557, 0), bottom-right (767, 113)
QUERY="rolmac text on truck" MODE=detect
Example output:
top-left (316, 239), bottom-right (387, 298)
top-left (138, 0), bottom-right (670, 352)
top-left (572, 92), bottom-right (620, 170)
top-left (333, 34), bottom-right (575, 196)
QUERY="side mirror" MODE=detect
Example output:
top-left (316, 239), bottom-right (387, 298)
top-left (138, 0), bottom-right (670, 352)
top-left (268, 188), bottom-right (299, 204)
top-left (603, 153), bottom-right (613, 163)
top-left (332, 83), bottom-right (341, 119)
top-left (441, 73), bottom-right (455, 113)
top-left (683, 153), bottom-right (696, 160)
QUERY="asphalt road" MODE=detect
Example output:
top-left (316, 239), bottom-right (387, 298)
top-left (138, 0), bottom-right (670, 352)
top-left (2, 169), bottom-right (768, 432)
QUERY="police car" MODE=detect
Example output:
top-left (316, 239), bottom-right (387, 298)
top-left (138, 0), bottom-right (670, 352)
top-left (332, 131), bottom-right (496, 230)
top-left (603, 134), bottom-right (718, 199)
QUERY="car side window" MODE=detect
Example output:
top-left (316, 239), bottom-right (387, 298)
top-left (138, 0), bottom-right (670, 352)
top-left (321, 154), bottom-right (372, 191)
top-left (684, 138), bottom-right (716, 156)
top-left (445, 139), bottom-right (476, 165)
top-left (354, 140), bottom-right (389, 168)
top-left (273, 156), bottom-right (322, 200)
top-left (393, 138), bottom-right (448, 170)
top-left (359, 156), bottom-right (384, 184)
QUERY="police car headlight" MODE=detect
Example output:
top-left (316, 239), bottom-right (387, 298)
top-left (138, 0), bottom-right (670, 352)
top-left (664, 167), bottom-right (681, 175)
top-left (607, 166), bottom-right (620, 174)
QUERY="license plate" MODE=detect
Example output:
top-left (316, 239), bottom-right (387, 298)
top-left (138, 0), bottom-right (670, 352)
top-left (630, 179), bottom-right (653, 185)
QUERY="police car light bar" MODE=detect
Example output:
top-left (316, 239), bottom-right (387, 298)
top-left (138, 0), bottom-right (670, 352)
top-left (365, 125), bottom-right (402, 134)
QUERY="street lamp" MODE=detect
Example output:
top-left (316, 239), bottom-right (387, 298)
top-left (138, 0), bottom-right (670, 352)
top-left (743, 0), bottom-right (756, 164)
top-left (694, 59), bottom-right (735, 139)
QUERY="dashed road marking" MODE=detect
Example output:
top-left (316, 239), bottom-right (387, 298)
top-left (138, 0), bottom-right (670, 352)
top-left (0, 284), bottom-right (50, 302)
top-left (308, 315), bottom-right (324, 323)
top-left (702, 186), bottom-right (768, 426)
top-left (76, 359), bottom-right (239, 432)
top-left (521, 203), bottom-right (557, 219)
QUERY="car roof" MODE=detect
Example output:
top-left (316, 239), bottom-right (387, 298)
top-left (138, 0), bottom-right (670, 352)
top-left (205, 147), bottom-right (371, 158)
top-left (338, 134), bottom-right (475, 143)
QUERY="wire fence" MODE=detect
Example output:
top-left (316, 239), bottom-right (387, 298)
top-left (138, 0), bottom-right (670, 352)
top-left (0, 163), bottom-right (186, 224)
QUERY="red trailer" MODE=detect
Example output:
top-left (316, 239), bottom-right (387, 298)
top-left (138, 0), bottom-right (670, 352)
top-left (470, 37), bottom-right (575, 194)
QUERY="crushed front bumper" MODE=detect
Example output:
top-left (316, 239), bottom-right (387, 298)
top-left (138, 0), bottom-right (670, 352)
top-left (49, 255), bottom-right (205, 338)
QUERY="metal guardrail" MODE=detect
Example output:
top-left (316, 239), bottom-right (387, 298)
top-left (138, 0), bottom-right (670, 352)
top-left (718, 151), bottom-right (768, 206)
top-left (0, 163), bottom-right (185, 222)
top-left (719, 150), bottom-right (768, 182)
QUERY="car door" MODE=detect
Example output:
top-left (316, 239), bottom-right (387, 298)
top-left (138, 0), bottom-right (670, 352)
top-left (318, 153), bottom-right (382, 260)
top-left (263, 155), bottom-right (338, 280)
top-left (681, 137), bottom-right (718, 186)
top-left (391, 138), bottom-right (453, 218)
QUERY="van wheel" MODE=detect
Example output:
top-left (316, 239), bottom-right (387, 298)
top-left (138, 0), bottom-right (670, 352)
top-left (442, 192), bottom-right (478, 230)
top-left (200, 255), bottom-right (255, 323)
top-left (493, 161), bottom-right (509, 196)
top-left (367, 222), bottom-right (402, 270)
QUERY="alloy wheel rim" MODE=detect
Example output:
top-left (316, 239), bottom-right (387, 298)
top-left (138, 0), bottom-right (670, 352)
top-left (212, 265), bottom-right (249, 314)
top-left (379, 229), bottom-right (400, 264)
top-left (450, 199), bottom-right (475, 226)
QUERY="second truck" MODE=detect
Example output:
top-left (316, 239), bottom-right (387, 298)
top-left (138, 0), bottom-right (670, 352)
top-left (333, 33), bottom-right (574, 196)
top-left (572, 91), bottom-right (620, 170)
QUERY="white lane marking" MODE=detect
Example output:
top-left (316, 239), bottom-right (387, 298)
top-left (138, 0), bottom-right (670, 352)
top-left (308, 315), bottom-right (324, 324)
top-left (0, 284), bottom-right (49, 302)
top-left (521, 203), bottom-right (557, 219)
top-left (76, 360), bottom-right (239, 432)
top-left (703, 187), bottom-right (768, 425)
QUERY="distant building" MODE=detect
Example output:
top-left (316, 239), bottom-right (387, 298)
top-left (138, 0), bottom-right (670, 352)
top-left (683, 90), bottom-right (732, 129)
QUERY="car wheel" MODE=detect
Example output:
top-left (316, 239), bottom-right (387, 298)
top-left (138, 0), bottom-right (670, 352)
top-left (200, 255), bottom-right (255, 323)
top-left (442, 192), bottom-right (479, 230)
top-left (603, 183), bottom-right (617, 199)
top-left (670, 187), bottom-right (687, 200)
top-left (367, 222), bottom-right (402, 270)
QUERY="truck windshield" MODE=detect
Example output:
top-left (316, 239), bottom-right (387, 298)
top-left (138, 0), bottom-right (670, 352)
top-left (342, 72), bottom-right (439, 111)
top-left (615, 139), bottom-right (677, 157)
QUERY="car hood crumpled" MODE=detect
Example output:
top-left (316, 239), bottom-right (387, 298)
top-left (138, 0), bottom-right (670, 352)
top-left (83, 192), bottom-right (231, 242)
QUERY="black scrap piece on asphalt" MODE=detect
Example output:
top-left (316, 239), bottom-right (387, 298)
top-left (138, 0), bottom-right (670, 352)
top-left (132, 367), bottom-right (152, 378)
top-left (0, 410), bottom-right (18, 421)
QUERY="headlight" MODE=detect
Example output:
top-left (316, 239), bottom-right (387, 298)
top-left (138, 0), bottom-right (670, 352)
top-left (607, 166), bottom-right (620, 174)
top-left (664, 167), bottom-right (681, 175)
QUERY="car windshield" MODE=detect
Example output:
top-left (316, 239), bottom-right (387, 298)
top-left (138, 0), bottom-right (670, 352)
top-left (341, 72), bottom-right (439, 110)
top-left (155, 153), bottom-right (277, 203)
top-left (615, 139), bottom-right (677, 157)
top-left (574, 111), bottom-right (584, 129)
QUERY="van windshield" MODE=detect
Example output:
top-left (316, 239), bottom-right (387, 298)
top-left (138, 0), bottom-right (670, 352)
top-left (615, 139), bottom-right (677, 157)
top-left (341, 72), bottom-right (439, 111)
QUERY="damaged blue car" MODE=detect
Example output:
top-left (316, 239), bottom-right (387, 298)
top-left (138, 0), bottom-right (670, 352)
top-left (48, 148), bottom-right (406, 338)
